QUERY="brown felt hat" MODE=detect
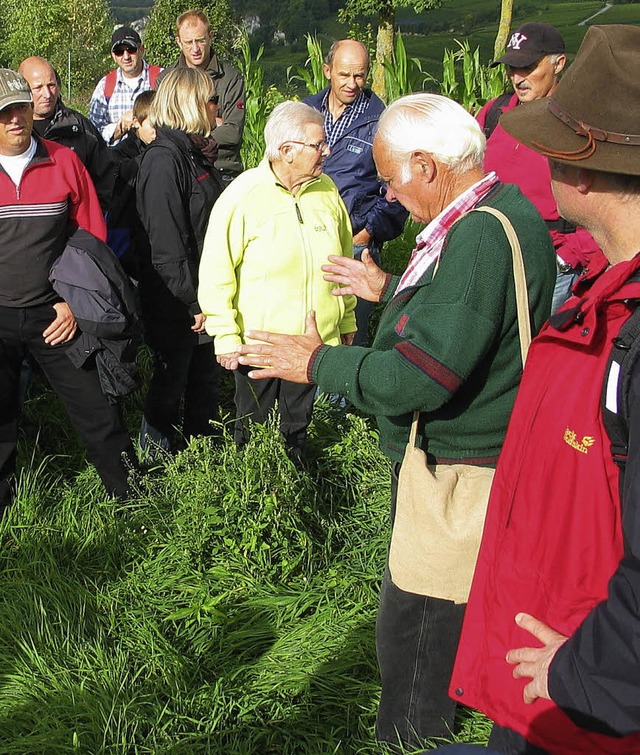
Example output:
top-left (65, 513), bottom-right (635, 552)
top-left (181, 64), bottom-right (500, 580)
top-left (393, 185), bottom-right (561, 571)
top-left (501, 25), bottom-right (640, 175)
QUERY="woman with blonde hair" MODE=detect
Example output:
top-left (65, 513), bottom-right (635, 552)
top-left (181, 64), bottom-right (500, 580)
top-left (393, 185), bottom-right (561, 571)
top-left (137, 66), bottom-right (223, 456)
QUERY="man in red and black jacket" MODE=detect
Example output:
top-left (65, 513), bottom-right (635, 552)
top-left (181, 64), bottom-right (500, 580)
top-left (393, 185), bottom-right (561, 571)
top-left (0, 68), bottom-right (135, 512)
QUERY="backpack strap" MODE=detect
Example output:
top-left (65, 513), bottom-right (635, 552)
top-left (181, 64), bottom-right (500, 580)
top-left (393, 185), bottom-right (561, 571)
top-left (104, 69), bottom-right (118, 102)
top-left (602, 275), bottom-right (640, 480)
top-left (148, 65), bottom-right (161, 90)
top-left (483, 92), bottom-right (512, 140)
top-left (104, 65), bottom-right (161, 103)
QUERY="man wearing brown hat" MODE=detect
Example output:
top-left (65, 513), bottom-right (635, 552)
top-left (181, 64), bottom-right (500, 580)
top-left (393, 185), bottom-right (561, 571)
top-left (450, 25), bottom-right (640, 754)
top-left (0, 69), bottom-right (135, 511)
top-left (89, 26), bottom-right (161, 145)
top-left (477, 21), bottom-right (605, 312)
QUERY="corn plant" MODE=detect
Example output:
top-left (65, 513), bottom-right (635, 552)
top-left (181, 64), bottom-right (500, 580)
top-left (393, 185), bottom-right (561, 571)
top-left (440, 39), bottom-right (505, 113)
top-left (382, 30), bottom-right (437, 103)
top-left (287, 33), bottom-right (327, 96)
top-left (236, 29), bottom-right (285, 169)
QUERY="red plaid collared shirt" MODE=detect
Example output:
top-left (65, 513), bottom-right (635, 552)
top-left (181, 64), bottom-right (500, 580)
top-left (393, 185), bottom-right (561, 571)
top-left (395, 171), bottom-right (499, 295)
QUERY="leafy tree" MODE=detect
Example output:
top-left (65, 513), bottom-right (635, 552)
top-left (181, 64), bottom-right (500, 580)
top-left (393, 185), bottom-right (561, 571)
top-left (0, 0), bottom-right (113, 94)
top-left (144, 0), bottom-right (237, 67)
top-left (339, 0), bottom-right (443, 99)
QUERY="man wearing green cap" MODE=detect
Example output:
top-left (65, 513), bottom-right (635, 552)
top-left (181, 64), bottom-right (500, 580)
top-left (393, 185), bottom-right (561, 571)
top-left (0, 69), bottom-right (135, 512)
top-left (450, 24), bottom-right (640, 755)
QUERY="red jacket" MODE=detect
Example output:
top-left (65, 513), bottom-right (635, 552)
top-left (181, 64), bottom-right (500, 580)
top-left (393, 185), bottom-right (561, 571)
top-left (451, 254), bottom-right (640, 754)
top-left (477, 94), bottom-right (605, 270)
top-left (0, 136), bottom-right (105, 308)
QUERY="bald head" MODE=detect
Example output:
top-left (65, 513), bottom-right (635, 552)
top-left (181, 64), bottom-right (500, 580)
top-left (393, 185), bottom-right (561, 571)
top-left (18, 57), bottom-right (59, 119)
top-left (323, 39), bottom-right (369, 115)
top-left (325, 39), bottom-right (369, 69)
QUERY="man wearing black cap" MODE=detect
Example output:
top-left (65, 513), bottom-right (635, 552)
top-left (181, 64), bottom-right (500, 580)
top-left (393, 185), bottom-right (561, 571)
top-left (450, 24), bottom-right (640, 755)
top-left (0, 69), bottom-right (135, 511)
top-left (477, 21), bottom-right (605, 312)
top-left (89, 26), bottom-right (161, 145)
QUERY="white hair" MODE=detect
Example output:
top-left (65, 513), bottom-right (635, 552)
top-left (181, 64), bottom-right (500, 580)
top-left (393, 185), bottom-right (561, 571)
top-left (264, 101), bottom-right (324, 161)
top-left (377, 93), bottom-right (486, 180)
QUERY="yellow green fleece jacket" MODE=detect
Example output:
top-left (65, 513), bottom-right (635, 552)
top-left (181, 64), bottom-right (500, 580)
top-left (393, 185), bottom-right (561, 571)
top-left (198, 158), bottom-right (357, 354)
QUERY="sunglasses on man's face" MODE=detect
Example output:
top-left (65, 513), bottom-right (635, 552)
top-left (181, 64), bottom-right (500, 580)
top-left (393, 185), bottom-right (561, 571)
top-left (113, 46), bottom-right (138, 56)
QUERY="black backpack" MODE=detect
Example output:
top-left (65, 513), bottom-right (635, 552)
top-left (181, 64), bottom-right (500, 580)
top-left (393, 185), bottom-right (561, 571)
top-left (601, 301), bottom-right (640, 485)
top-left (482, 92), bottom-right (512, 140)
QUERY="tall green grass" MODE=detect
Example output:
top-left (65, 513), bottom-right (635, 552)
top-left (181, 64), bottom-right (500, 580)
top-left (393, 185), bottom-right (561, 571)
top-left (6, 379), bottom-right (492, 752)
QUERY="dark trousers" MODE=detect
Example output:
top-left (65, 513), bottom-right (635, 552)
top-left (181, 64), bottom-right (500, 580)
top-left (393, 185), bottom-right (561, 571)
top-left (233, 366), bottom-right (315, 462)
top-left (376, 465), bottom-right (466, 748)
top-left (141, 342), bottom-right (219, 453)
top-left (0, 304), bottom-right (134, 506)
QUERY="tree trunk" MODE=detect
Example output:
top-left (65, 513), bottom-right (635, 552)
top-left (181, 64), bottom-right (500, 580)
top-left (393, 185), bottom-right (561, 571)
top-left (494, 0), bottom-right (514, 59)
top-left (372, 0), bottom-right (394, 101)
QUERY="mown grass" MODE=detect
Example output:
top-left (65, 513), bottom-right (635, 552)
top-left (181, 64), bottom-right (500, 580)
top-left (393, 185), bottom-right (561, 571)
top-left (8, 337), bottom-right (490, 753)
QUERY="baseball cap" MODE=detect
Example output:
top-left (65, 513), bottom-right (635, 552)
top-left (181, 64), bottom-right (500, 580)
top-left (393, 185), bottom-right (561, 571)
top-left (0, 69), bottom-right (33, 112)
top-left (492, 22), bottom-right (565, 68)
top-left (111, 26), bottom-right (142, 51)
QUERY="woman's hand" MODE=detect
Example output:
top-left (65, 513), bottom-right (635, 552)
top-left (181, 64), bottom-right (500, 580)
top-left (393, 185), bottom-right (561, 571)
top-left (192, 313), bottom-right (206, 333)
top-left (237, 311), bottom-right (323, 384)
top-left (217, 353), bottom-right (239, 370)
top-left (322, 248), bottom-right (387, 303)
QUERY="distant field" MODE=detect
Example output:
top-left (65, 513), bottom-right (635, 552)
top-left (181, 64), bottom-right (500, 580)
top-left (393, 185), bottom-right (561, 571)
top-left (110, 0), bottom-right (640, 88)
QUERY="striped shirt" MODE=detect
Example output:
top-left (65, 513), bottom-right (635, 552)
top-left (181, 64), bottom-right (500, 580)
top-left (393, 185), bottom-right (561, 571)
top-left (322, 90), bottom-right (369, 148)
top-left (89, 61), bottom-right (156, 144)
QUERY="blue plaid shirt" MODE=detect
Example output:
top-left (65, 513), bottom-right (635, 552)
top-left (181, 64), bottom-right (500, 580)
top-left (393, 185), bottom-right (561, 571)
top-left (322, 90), bottom-right (369, 148)
top-left (89, 61), bottom-right (157, 144)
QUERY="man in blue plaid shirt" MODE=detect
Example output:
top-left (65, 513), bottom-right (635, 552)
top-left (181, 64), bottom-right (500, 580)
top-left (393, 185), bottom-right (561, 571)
top-left (89, 27), bottom-right (161, 145)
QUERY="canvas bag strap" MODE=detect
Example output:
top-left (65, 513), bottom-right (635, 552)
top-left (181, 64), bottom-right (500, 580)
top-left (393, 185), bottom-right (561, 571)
top-left (409, 205), bottom-right (532, 446)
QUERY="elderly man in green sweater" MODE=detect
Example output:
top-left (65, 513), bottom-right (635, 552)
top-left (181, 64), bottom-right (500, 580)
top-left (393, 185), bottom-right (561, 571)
top-left (236, 93), bottom-right (556, 749)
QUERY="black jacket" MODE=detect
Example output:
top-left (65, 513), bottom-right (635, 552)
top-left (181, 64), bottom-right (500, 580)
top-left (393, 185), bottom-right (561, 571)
top-left (40, 101), bottom-right (115, 212)
top-left (49, 228), bottom-right (142, 403)
top-left (136, 127), bottom-right (223, 347)
top-left (107, 130), bottom-right (148, 279)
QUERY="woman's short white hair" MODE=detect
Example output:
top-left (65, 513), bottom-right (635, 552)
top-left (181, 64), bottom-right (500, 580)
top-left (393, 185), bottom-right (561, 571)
top-left (264, 101), bottom-right (324, 161)
top-left (377, 93), bottom-right (486, 179)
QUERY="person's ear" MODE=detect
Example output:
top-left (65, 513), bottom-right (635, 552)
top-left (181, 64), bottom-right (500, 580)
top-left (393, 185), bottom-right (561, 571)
top-left (323, 63), bottom-right (331, 81)
top-left (280, 143), bottom-right (294, 163)
top-left (576, 169), bottom-right (595, 195)
top-left (412, 151), bottom-right (436, 182)
top-left (554, 54), bottom-right (567, 76)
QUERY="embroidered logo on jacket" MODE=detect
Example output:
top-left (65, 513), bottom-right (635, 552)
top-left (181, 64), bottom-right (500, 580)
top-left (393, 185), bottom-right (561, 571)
top-left (563, 428), bottom-right (596, 454)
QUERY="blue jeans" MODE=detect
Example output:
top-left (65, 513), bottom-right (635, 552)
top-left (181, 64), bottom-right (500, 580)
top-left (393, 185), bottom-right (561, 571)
top-left (352, 241), bottom-right (381, 347)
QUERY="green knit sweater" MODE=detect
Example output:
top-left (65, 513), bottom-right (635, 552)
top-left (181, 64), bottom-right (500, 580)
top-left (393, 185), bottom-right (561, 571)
top-left (311, 183), bottom-right (556, 463)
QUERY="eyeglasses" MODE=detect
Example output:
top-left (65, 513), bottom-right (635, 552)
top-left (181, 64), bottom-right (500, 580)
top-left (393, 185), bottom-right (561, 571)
top-left (286, 140), bottom-right (328, 152)
top-left (208, 95), bottom-right (219, 105)
top-left (113, 46), bottom-right (138, 56)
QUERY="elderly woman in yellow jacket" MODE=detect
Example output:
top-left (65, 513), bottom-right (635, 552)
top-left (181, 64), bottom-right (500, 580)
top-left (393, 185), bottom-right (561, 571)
top-left (198, 100), bottom-right (356, 462)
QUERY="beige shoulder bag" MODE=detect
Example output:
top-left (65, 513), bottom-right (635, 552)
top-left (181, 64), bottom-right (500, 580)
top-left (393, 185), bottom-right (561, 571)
top-left (388, 206), bottom-right (532, 604)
